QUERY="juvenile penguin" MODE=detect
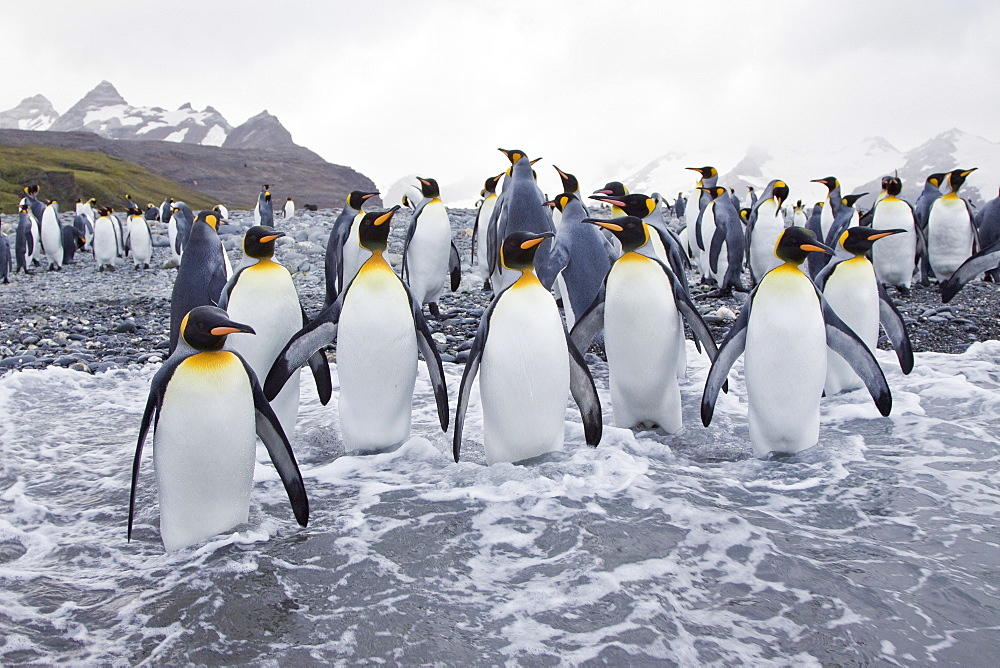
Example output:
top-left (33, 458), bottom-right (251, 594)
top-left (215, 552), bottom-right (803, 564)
top-left (39, 200), bottom-right (63, 270)
top-left (570, 217), bottom-right (719, 432)
top-left (266, 207), bottom-right (449, 453)
top-left (283, 197), bottom-right (294, 220)
top-left (401, 177), bottom-right (461, 317)
top-left (816, 227), bottom-right (914, 396)
top-left (869, 175), bottom-right (917, 293)
top-left (169, 211), bottom-right (229, 353)
top-left (926, 168), bottom-right (978, 282)
top-left (471, 173), bottom-right (503, 288)
top-left (92, 207), bottom-right (121, 271)
top-left (746, 179), bottom-right (790, 284)
top-left (219, 226), bottom-right (332, 438)
top-left (127, 208), bottom-right (153, 269)
top-left (702, 226), bottom-right (892, 457)
top-left (454, 231), bottom-right (602, 464)
top-left (128, 305), bottom-right (308, 551)
top-left (324, 190), bottom-right (379, 306)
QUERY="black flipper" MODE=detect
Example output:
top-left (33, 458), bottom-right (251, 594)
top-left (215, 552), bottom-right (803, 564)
top-left (449, 241), bottom-right (462, 292)
top-left (820, 294), bottom-right (892, 416)
top-left (409, 285), bottom-right (450, 431)
top-left (300, 304), bottom-right (333, 405)
top-left (401, 199), bottom-right (428, 284)
top-left (128, 354), bottom-right (187, 540)
top-left (940, 238), bottom-right (1000, 302)
top-left (568, 292), bottom-right (606, 354)
top-left (264, 297), bottom-right (343, 401)
top-left (453, 298), bottom-right (496, 462)
top-left (535, 236), bottom-right (570, 290)
top-left (565, 328), bottom-right (602, 446)
top-left (877, 282), bottom-right (914, 374)
top-left (708, 225), bottom-right (725, 274)
top-left (242, 356), bottom-right (309, 527)
top-left (701, 294), bottom-right (752, 426)
top-left (486, 194), bottom-right (505, 279)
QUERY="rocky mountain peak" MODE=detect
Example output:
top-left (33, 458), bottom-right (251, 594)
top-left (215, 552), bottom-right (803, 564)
top-left (0, 94), bottom-right (59, 131)
top-left (222, 110), bottom-right (296, 150)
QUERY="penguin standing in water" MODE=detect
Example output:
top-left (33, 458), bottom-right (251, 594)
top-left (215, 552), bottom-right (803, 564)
top-left (93, 207), bottom-right (121, 271)
top-left (745, 179), bottom-right (790, 284)
top-left (926, 168), bottom-right (978, 282)
top-left (535, 193), bottom-right (617, 330)
top-left (816, 227), bottom-right (914, 396)
top-left (127, 207), bottom-right (153, 269)
top-left (869, 175), bottom-right (917, 294)
top-left (702, 226), bottom-right (891, 458)
top-left (569, 217), bottom-right (718, 432)
top-left (454, 231), bottom-right (602, 464)
top-left (15, 204), bottom-right (35, 274)
top-left (471, 173), bottom-right (503, 289)
top-left (219, 226), bottom-right (332, 438)
top-left (265, 207), bottom-right (449, 454)
top-left (129, 305), bottom-right (308, 552)
top-left (283, 197), bottom-right (294, 220)
top-left (324, 190), bottom-right (379, 306)
top-left (401, 177), bottom-right (461, 317)
top-left (39, 200), bottom-right (63, 270)
top-left (169, 211), bottom-right (230, 353)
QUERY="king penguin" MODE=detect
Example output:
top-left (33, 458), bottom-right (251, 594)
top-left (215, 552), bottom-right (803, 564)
top-left (169, 211), bottom-right (229, 353)
top-left (746, 179), bottom-right (790, 285)
top-left (812, 176), bottom-right (842, 242)
top-left (253, 185), bottom-right (273, 227)
top-left (869, 175), bottom-right (917, 294)
top-left (127, 207), bottom-right (153, 269)
top-left (914, 172), bottom-right (945, 284)
top-left (129, 305), bottom-right (308, 551)
top-left (699, 185), bottom-right (747, 296)
top-left (283, 197), bottom-right (295, 220)
top-left (569, 216), bottom-right (719, 432)
top-left (324, 190), bottom-right (379, 306)
top-left (0, 231), bottom-right (10, 283)
top-left (92, 207), bottom-right (121, 271)
top-left (454, 231), bottom-right (602, 464)
top-left (219, 226), bottom-right (332, 438)
top-left (816, 227), bottom-right (914, 396)
top-left (15, 204), bottom-right (36, 274)
top-left (926, 168), bottom-right (978, 282)
top-left (39, 200), bottom-right (63, 271)
top-left (702, 226), bottom-right (891, 457)
top-left (401, 177), bottom-right (461, 317)
top-left (265, 207), bottom-right (449, 454)
top-left (471, 173), bottom-right (503, 289)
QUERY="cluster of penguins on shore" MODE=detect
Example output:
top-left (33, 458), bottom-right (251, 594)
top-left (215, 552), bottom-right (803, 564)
top-left (0, 185), bottom-right (296, 279)
top-left (8, 149), bottom-right (992, 551)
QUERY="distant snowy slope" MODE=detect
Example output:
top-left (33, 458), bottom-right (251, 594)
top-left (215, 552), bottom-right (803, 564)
top-left (0, 94), bottom-right (59, 131)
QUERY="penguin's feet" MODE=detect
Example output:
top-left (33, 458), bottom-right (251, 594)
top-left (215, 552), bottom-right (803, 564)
top-left (482, 279), bottom-right (492, 291)
top-left (896, 286), bottom-right (911, 297)
top-left (428, 302), bottom-right (441, 318)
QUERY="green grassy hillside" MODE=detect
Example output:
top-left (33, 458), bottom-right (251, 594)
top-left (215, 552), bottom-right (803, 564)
top-left (0, 144), bottom-right (216, 213)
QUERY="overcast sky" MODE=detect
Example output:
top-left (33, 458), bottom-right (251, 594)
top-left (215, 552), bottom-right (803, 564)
top-left (5, 0), bottom-right (998, 199)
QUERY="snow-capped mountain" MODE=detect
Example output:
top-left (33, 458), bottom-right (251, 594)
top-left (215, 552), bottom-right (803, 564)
top-left (4, 81), bottom-right (297, 151)
top-left (618, 130), bottom-right (1000, 210)
top-left (0, 94), bottom-right (59, 131)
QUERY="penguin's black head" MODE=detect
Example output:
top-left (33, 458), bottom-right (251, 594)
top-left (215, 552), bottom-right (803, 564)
top-left (584, 216), bottom-right (648, 253)
top-left (685, 166), bottom-right (717, 179)
top-left (416, 177), bottom-right (440, 198)
top-left (772, 181), bottom-right (789, 206)
top-left (499, 231), bottom-right (553, 272)
top-left (357, 206), bottom-right (400, 252)
top-left (482, 173), bottom-right (503, 195)
top-left (264, 191), bottom-right (271, 203)
top-left (195, 211), bottom-right (221, 230)
top-left (243, 225), bottom-right (285, 259)
top-left (181, 306), bottom-right (255, 351)
top-left (698, 186), bottom-right (728, 200)
top-left (553, 165), bottom-right (579, 193)
top-left (590, 192), bottom-right (654, 218)
top-left (498, 148), bottom-right (528, 164)
top-left (27, 184), bottom-right (40, 195)
top-left (927, 172), bottom-right (947, 188)
top-left (212, 205), bottom-right (224, 216)
top-left (839, 227), bottom-right (906, 256)
top-left (286, 197), bottom-right (293, 202)
top-left (794, 199), bottom-right (804, 209)
top-left (593, 181), bottom-right (628, 197)
top-left (810, 176), bottom-right (839, 192)
top-left (885, 176), bottom-right (902, 197)
top-left (949, 168), bottom-right (977, 191)
top-left (775, 226), bottom-right (834, 264)
top-left (347, 190), bottom-right (379, 210)
top-left (842, 193), bottom-right (866, 208)
top-left (740, 208), bottom-right (751, 222)
top-left (19, 203), bottom-right (29, 213)
top-left (547, 193), bottom-right (576, 212)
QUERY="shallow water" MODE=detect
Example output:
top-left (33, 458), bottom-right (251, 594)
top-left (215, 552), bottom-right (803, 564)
top-left (1, 341), bottom-right (998, 665)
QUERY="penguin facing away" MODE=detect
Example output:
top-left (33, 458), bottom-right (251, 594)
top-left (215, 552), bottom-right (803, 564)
top-left (569, 216), bottom-right (720, 432)
top-left (129, 305), bottom-right (308, 551)
top-left (401, 177), bottom-right (461, 317)
top-left (454, 231), bottom-right (602, 465)
top-left (815, 227), bottom-right (914, 396)
top-left (0, 232), bottom-right (11, 283)
top-left (219, 226), bottom-right (332, 438)
top-left (265, 207), bottom-right (449, 454)
top-left (168, 211), bottom-right (229, 353)
top-left (702, 226), bottom-right (892, 458)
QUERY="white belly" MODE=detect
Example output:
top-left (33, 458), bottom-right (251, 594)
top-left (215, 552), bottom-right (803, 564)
top-left (168, 219), bottom-right (181, 261)
top-left (823, 259), bottom-right (879, 395)
top-left (341, 214), bottom-right (370, 290)
top-left (750, 201), bottom-right (785, 282)
top-left (40, 211), bottom-right (62, 267)
top-left (477, 197), bottom-right (497, 280)
top-left (697, 204), bottom-right (717, 280)
top-left (129, 219), bottom-right (152, 266)
top-left (225, 261), bottom-right (303, 437)
top-left (480, 281), bottom-right (569, 464)
top-left (605, 256), bottom-right (683, 431)
top-left (337, 265), bottom-right (418, 452)
top-left (405, 201), bottom-right (453, 305)
top-left (154, 353), bottom-right (257, 551)
top-left (871, 199), bottom-right (916, 288)
top-left (93, 219), bottom-right (118, 266)
top-left (820, 197), bottom-right (834, 240)
top-left (927, 196), bottom-right (974, 281)
top-left (30, 220), bottom-right (41, 261)
top-left (745, 267), bottom-right (826, 456)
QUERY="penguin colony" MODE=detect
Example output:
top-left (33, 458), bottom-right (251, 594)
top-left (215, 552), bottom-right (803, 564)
top-left (2, 160), bottom-right (997, 552)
